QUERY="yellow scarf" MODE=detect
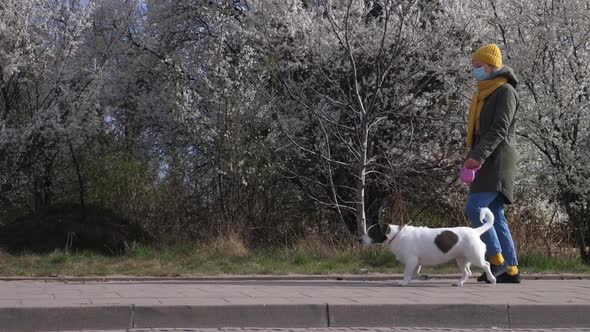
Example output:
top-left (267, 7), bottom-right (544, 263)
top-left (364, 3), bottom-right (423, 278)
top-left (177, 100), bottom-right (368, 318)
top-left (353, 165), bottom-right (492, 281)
top-left (466, 77), bottom-right (508, 150)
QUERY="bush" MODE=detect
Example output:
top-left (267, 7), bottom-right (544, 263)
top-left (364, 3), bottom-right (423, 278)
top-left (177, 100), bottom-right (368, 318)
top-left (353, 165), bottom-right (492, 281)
top-left (0, 203), bottom-right (150, 256)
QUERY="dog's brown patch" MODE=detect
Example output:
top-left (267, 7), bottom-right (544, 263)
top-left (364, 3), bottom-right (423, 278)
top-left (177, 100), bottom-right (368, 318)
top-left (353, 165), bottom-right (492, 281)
top-left (434, 230), bottom-right (459, 253)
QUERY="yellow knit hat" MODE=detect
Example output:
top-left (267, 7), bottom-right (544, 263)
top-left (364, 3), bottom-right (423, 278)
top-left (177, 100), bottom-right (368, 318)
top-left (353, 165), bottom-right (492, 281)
top-left (472, 44), bottom-right (502, 68)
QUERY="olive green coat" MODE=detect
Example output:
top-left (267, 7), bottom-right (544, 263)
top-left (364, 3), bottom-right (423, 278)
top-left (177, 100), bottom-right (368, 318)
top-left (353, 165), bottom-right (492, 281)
top-left (469, 67), bottom-right (519, 204)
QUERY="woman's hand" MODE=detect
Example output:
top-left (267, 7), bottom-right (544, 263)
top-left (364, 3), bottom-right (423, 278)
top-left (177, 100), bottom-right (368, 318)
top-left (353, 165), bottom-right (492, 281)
top-left (463, 158), bottom-right (481, 169)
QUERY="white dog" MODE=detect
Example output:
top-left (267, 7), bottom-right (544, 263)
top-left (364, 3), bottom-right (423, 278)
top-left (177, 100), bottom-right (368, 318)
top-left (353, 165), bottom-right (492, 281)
top-left (359, 208), bottom-right (496, 286)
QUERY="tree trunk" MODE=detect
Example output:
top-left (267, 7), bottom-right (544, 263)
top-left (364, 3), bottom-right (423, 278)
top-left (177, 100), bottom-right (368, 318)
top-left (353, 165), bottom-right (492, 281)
top-left (355, 115), bottom-right (369, 236)
top-left (69, 143), bottom-right (86, 221)
top-left (565, 200), bottom-right (590, 265)
top-left (574, 225), bottom-right (590, 264)
top-left (33, 162), bottom-right (53, 212)
top-left (355, 161), bottom-right (366, 236)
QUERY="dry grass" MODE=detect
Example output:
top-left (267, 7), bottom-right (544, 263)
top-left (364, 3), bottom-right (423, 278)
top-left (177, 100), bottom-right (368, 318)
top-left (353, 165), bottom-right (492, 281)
top-left (507, 203), bottom-right (575, 257)
top-left (207, 232), bottom-right (250, 258)
top-left (292, 233), bottom-right (358, 259)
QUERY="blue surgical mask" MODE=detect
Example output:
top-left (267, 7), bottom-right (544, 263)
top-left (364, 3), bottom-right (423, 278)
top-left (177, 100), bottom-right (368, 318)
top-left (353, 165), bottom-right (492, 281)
top-left (473, 66), bottom-right (489, 81)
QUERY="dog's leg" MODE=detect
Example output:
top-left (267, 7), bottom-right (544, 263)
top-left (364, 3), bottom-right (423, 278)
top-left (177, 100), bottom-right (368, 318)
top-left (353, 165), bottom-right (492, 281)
top-left (480, 261), bottom-right (496, 285)
top-left (467, 246), bottom-right (496, 285)
top-left (454, 258), bottom-right (470, 287)
top-left (412, 265), bottom-right (429, 280)
top-left (398, 257), bottom-right (419, 286)
top-left (470, 258), bottom-right (496, 285)
top-left (412, 265), bottom-right (422, 279)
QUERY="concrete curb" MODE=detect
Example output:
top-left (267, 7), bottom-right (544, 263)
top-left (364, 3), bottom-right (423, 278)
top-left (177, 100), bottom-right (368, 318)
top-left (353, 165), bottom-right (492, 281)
top-left (134, 304), bottom-right (328, 328)
top-left (0, 273), bottom-right (588, 282)
top-left (2, 303), bottom-right (590, 331)
top-left (0, 306), bottom-right (131, 331)
top-left (328, 304), bottom-right (590, 328)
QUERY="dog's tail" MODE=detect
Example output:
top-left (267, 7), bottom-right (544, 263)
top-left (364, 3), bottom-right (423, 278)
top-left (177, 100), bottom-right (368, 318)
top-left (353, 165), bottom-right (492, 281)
top-left (475, 207), bottom-right (494, 236)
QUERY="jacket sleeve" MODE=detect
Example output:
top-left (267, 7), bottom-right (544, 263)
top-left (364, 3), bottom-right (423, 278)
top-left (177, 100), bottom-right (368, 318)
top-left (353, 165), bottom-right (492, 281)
top-left (470, 85), bottom-right (517, 163)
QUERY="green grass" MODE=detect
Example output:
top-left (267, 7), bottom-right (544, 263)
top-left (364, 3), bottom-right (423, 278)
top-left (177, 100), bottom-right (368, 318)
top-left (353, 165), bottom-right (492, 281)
top-left (0, 244), bottom-right (589, 277)
top-left (518, 252), bottom-right (590, 273)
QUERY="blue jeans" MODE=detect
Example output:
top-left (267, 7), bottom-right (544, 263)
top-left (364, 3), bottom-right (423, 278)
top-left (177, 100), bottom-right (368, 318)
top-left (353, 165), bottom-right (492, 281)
top-left (465, 192), bottom-right (518, 266)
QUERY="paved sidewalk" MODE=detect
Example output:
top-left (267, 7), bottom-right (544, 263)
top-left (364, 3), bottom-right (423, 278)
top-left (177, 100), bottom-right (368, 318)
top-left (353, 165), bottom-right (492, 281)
top-left (40, 328), bottom-right (590, 332)
top-left (1, 278), bottom-right (590, 331)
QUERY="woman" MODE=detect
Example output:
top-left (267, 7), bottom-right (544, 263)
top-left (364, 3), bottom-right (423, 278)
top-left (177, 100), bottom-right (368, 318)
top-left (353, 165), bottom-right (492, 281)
top-left (464, 44), bottom-right (521, 283)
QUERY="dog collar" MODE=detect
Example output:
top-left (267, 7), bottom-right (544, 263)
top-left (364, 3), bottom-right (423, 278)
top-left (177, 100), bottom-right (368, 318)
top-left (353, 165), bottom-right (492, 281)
top-left (386, 225), bottom-right (405, 246)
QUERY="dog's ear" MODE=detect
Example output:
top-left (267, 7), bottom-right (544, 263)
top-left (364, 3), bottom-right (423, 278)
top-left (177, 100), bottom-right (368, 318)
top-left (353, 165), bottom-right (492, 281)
top-left (380, 224), bottom-right (390, 236)
top-left (383, 224), bottom-right (391, 236)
